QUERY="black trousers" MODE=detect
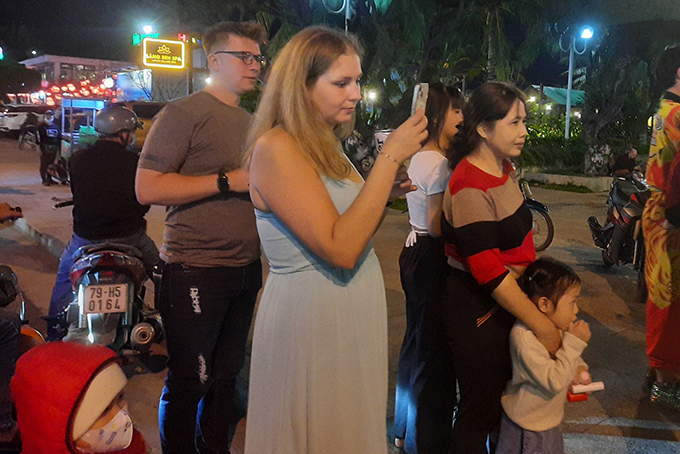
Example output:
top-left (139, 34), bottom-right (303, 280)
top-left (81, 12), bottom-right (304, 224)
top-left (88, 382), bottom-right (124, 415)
top-left (395, 235), bottom-right (456, 454)
top-left (39, 144), bottom-right (58, 182)
top-left (439, 268), bottom-right (515, 454)
top-left (158, 259), bottom-right (262, 454)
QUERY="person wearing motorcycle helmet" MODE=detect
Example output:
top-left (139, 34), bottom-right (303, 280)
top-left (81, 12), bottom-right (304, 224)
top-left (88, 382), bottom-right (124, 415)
top-left (11, 341), bottom-right (147, 453)
top-left (0, 265), bottom-right (21, 447)
top-left (46, 105), bottom-right (159, 341)
top-left (37, 109), bottom-right (62, 186)
top-left (94, 105), bottom-right (143, 151)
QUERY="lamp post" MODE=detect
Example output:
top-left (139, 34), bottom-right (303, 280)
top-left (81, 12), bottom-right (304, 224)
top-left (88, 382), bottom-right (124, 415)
top-left (322, 0), bottom-right (353, 34)
top-left (559, 25), bottom-right (593, 140)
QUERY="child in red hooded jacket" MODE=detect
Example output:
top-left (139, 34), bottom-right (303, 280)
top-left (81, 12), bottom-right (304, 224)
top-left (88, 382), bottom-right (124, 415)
top-left (11, 341), bottom-right (147, 454)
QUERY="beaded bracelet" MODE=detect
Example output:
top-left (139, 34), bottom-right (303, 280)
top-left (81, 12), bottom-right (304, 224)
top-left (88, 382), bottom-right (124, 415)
top-left (379, 151), bottom-right (401, 165)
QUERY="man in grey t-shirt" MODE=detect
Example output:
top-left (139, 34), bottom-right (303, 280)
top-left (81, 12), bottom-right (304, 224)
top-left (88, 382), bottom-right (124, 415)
top-left (136, 21), bottom-right (266, 454)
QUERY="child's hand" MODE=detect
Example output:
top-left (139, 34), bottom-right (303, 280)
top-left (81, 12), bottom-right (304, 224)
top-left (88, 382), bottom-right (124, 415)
top-left (572, 366), bottom-right (591, 386)
top-left (568, 320), bottom-right (591, 343)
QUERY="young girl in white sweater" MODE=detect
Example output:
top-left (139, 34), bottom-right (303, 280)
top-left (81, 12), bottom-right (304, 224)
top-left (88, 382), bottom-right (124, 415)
top-left (496, 258), bottom-right (592, 454)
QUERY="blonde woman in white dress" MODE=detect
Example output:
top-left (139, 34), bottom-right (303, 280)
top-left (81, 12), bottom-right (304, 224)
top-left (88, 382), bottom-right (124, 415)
top-left (244, 26), bottom-right (427, 454)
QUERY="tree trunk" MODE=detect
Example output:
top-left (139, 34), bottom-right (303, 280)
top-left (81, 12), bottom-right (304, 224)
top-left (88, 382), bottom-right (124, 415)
top-left (584, 144), bottom-right (612, 176)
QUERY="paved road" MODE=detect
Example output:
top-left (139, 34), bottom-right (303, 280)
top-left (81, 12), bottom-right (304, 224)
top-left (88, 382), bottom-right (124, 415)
top-left (1, 137), bottom-right (679, 453)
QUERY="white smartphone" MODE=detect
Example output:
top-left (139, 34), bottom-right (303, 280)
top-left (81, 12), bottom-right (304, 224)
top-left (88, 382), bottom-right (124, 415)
top-left (411, 83), bottom-right (429, 116)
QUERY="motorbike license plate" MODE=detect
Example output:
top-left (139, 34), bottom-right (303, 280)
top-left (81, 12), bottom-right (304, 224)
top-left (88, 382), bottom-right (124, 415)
top-left (81, 284), bottom-right (128, 314)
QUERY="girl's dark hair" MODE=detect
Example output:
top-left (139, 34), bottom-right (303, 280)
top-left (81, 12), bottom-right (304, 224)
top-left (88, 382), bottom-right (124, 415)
top-left (517, 257), bottom-right (581, 304)
top-left (423, 83), bottom-right (465, 150)
top-left (656, 44), bottom-right (680, 91)
top-left (447, 82), bottom-right (526, 170)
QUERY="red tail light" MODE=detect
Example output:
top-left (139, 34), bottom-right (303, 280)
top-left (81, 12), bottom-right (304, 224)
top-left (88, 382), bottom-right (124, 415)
top-left (97, 253), bottom-right (118, 268)
top-left (69, 267), bottom-right (86, 288)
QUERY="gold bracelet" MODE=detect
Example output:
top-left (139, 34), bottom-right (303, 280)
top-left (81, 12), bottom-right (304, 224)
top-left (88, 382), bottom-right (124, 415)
top-left (379, 151), bottom-right (401, 165)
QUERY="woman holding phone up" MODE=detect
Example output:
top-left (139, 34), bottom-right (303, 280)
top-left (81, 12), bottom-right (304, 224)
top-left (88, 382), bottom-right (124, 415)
top-left (243, 26), bottom-right (427, 454)
top-left (439, 82), bottom-right (561, 453)
top-left (393, 83), bottom-right (464, 454)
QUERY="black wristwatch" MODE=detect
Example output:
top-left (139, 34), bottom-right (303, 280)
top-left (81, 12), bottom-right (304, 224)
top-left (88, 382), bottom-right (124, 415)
top-left (217, 172), bottom-right (230, 193)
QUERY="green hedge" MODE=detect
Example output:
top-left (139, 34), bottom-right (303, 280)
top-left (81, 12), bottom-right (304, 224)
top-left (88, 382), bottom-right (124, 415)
top-left (517, 137), bottom-right (587, 172)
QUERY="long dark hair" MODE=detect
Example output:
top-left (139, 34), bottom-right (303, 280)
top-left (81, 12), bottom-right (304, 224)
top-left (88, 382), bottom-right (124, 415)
top-left (423, 83), bottom-right (465, 150)
top-left (656, 43), bottom-right (680, 91)
top-left (447, 82), bottom-right (526, 170)
top-left (517, 257), bottom-right (581, 304)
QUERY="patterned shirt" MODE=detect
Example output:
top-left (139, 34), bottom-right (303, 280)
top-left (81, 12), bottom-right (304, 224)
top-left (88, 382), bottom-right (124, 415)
top-left (648, 92), bottom-right (680, 193)
top-left (442, 158), bottom-right (535, 292)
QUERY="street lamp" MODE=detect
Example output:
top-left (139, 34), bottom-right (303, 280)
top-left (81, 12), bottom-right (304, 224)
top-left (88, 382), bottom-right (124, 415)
top-left (143, 25), bottom-right (153, 34)
top-left (322, 0), bottom-right (353, 34)
top-left (559, 25), bottom-right (593, 140)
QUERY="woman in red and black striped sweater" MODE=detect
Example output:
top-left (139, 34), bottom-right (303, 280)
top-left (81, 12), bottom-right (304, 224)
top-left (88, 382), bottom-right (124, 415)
top-left (440, 83), bottom-right (561, 453)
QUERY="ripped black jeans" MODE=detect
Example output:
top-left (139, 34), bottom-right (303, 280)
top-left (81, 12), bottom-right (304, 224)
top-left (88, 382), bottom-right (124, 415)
top-left (158, 260), bottom-right (262, 454)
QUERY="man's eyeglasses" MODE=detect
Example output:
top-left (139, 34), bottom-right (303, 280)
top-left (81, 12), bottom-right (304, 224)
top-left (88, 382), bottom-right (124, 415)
top-left (213, 51), bottom-right (267, 67)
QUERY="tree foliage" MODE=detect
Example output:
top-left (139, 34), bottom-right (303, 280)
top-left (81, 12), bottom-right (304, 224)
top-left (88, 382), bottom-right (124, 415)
top-left (135, 0), bottom-right (680, 175)
top-left (578, 20), bottom-right (680, 174)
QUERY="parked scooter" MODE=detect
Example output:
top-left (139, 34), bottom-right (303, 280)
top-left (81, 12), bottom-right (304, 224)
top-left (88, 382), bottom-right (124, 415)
top-left (46, 155), bottom-right (69, 185)
top-left (588, 171), bottom-right (650, 302)
top-left (521, 181), bottom-right (554, 252)
top-left (0, 264), bottom-right (46, 352)
top-left (57, 242), bottom-right (164, 354)
top-left (17, 125), bottom-right (37, 151)
top-left (0, 265), bottom-right (44, 454)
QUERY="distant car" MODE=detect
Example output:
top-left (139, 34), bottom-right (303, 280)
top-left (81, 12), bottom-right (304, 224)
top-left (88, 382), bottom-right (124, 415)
top-left (114, 101), bottom-right (166, 151)
top-left (0, 104), bottom-right (53, 133)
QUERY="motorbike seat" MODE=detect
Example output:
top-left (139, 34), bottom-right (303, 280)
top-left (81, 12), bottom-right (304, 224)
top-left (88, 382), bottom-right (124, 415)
top-left (74, 242), bottom-right (143, 261)
top-left (611, 177), bottom-right (645, 208)
top-left (71, 243), bottom-right (147, 288)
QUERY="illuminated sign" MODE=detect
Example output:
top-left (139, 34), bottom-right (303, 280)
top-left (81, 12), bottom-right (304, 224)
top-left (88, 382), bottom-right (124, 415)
top-left (178, 33), bottom-right (187, 42)
top-left (142, 38), bottom-right (185, 69)
top-left (0, 46), bottom-right (3, 60)
top-left (132, 32), bottom-right (160, 46)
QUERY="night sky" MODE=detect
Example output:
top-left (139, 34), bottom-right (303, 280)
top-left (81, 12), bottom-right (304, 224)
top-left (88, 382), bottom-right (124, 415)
top-left (0, 0), bottom-right (159, 63)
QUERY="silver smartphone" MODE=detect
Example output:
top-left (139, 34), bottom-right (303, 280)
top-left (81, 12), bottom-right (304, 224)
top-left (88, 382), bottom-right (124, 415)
top-left (411, 83), bottom-right (429, 116)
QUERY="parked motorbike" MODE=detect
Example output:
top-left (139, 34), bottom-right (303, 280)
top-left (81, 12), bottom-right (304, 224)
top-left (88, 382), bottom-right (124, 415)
top-left (55, 242), bottom-right (163, 354)
top-left (521, 181), bottom-right (555, 252)
top-left (46, 154), bottom-right (69, 185)
top-left (588, 171), bottom-right (650, 302)
top-left (17, 125), bottom-right (37, 151)
top-left (0, 265), bottom-right (44, 454)
top-left (0, 264), bottom-right (46, 353)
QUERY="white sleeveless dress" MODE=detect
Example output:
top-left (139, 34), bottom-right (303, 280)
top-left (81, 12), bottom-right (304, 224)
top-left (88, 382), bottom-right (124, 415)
top-left (244, 176), bottom-right (388, 454)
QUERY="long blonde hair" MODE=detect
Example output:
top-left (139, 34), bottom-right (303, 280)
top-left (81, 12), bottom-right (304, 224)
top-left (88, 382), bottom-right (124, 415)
top-left (245, 26), bottom-right (363, 180)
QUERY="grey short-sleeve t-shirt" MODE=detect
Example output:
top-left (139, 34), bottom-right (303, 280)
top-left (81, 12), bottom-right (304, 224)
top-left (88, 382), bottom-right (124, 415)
top-left (139, 90), bottom-right (260, 267)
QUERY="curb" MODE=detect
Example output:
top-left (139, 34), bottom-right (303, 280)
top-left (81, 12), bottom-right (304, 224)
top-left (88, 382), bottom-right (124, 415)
top-left (524, 172), bottom-right (612, 192)
top-left (13, 218), bottom-right (66, 259)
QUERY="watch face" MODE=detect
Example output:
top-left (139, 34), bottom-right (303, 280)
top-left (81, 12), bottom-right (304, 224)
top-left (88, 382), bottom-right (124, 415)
top-left (218, 174), bottom-right (230, 193)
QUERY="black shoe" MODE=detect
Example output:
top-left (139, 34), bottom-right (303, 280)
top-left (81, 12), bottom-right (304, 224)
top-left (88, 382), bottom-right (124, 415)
top-left (651, 381), bottom-right (680, 411)
top-left (42, 180), bottom-right (52, 186)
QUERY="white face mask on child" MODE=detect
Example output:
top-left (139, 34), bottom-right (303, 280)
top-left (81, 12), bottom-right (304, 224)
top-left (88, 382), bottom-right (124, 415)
top-left (77, 406), bottom-right (133, 453)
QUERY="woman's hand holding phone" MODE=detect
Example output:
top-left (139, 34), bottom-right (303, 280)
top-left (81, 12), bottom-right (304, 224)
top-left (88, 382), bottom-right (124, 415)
top-left (381, 109), bottom-right (428, 165)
